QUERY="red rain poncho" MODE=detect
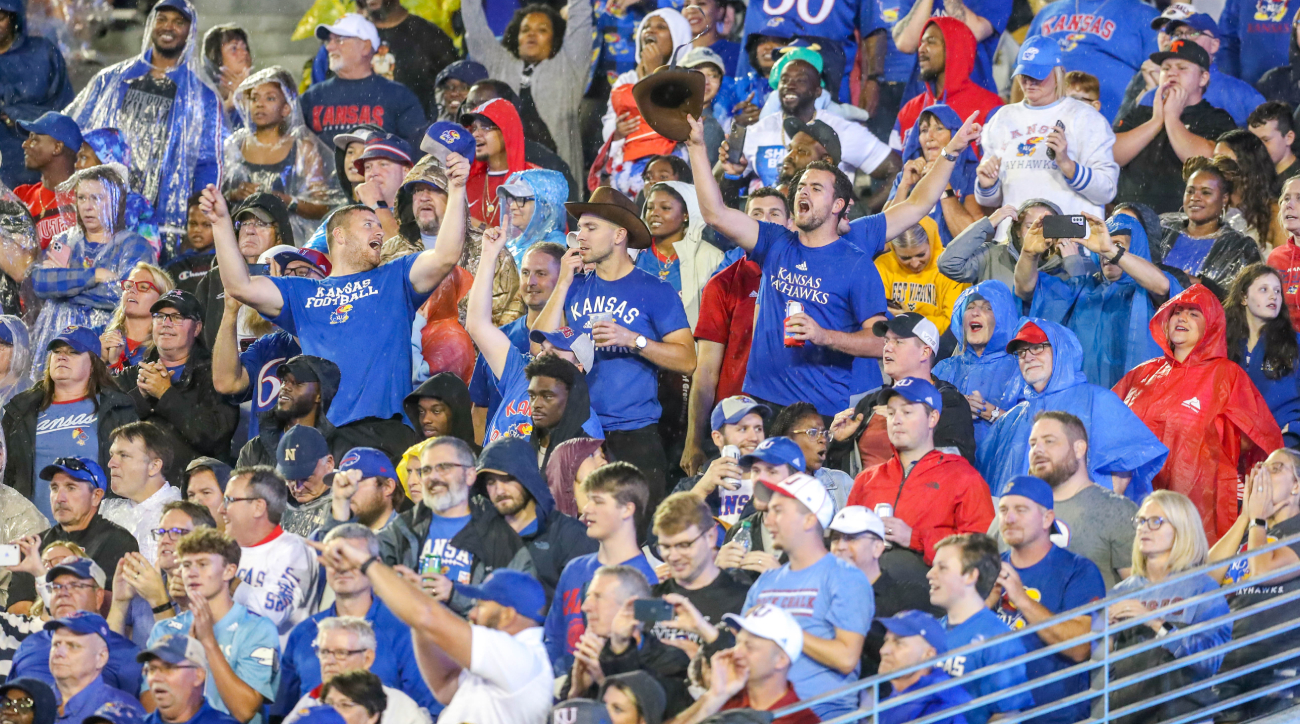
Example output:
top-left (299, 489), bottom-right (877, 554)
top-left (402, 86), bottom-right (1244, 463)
top-left (1113, 285), bottom-right (1283, 539)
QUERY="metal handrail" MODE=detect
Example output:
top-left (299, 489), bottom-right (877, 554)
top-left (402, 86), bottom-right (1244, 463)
top-left (772, 530), bottom-right (1300, 723)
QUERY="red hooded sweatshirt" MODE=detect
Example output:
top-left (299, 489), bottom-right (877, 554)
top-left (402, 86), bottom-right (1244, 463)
top-left (896, 18), bottom-right (1003, 151)
top-left (1113, 285), bottom-right (1283, 540)
top-left (846, 448), bottom-right (994, 565)
top-left (1267, 236), bottom-right (1300, 332)
top-left (465, 97), bottom-right (534, 225)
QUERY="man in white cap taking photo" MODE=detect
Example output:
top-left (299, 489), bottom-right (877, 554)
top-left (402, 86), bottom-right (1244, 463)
top-left (667, 604), bottom-right (818, 724)
top-left (740, 472), bottom-right (872, 721)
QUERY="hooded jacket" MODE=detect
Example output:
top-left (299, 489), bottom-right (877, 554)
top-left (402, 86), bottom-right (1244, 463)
top-left (403, 372), bottom-right (479, 453)
top-left (1029, 213), bottom-right (1182, 389)
top-left (473, 437), bottom-right (597, 602)
top-left (0, 0), bottom-right (74, 189)
top-left (895, 18), bottom-right (1003, 152)
top-left (1113, 285), bottom-right (1284, 539)
top-left (502, 169), bottom-right (568, 265)
top-left (530, 365), bottom-right (600, 475)
top-left (889, 104), bottom-right (980, 246)
top-left (934, 280), bottom-right (1025, 444)
top-left (660, 181), bottom-right (724, 330)
top-left (976, 319), bottom-right (1168, 503)
top-left (465, 97), bottom-right (533, 226)
top-left (116, 343), bottom-right (238, 482)
top-left (237, 355), bottom-right (346, 468)
top-left (874, 217), bottom-right (969, 333)
top-left (64, 0), bottom-right (223, 249)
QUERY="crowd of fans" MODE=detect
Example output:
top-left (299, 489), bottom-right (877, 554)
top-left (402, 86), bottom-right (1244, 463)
top-left (7, 0), bottom-right (1300, 722)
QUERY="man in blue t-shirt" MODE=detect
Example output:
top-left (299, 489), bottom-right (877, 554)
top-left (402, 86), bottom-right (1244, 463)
top-left (200, 152), bottom-right (472, 432)
top-left (992, 476), bottom-right (1105, 724)
top-left (686, 112), bottom-right (982, 415)
top-left (536, 188), bottom-right (695, 505)
top-left (743, 471), bottom-right (871, 720)
top-left (544, 462), bottom-right (658, 674)
top-left (929, 533), bottom-right (1034, 724)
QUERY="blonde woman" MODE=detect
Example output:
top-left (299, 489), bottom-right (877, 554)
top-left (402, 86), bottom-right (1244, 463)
top-left (100, 262), bottom-right (174, 373)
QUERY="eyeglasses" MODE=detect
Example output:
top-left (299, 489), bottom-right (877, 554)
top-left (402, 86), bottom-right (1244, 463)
top-left (0, 697), bottom-right (33, 711)
top-left (656, 529), bottom-right (709, 557)
top-left (235, 218), bottom-right (273, 232)
top-left (152, 312), bottom-right (190, 324)
top-left (313, 646), bottom-right (370, 661)
top-left (1133, 516), bottom-right (1169, 531)
top-left (49, 581), bottom-right (97, 595)
top-left (120, 280), bottom-right (161, 293)
top-left (282, 266), bottom-right (320, 278)
top-left (222, 495), bottom-right (261, 507)
top-left (506, 196), bottom-right (534, 208)
top-left (420, 462), bottom-right (472, 477)
top-left (1170, 29), bottom-right (1204, 39)
top-left (829, 530), bottom-right (880, 544)
top-left (1015, 342), bottom-right (1052, 359)
top-left (151, 527), bottom-right (193, 540)
top-left (794, 428), bottom-right (832, 441)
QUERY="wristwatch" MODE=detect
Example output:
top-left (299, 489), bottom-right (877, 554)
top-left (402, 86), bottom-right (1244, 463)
top-left (374, 200), bottom-right (390, 211)
top-left (1252, 518), bottom-right (1270, 529)
top-left (942, 148), bottom-right (960, 163)
top-left (635, 335), bottom-right (648, 351)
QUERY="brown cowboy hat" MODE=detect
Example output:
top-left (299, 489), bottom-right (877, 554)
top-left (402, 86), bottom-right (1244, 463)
top-left (565, 187), bottom-right (653, 250)
top-left (632, 66), bottom-right (706, 143)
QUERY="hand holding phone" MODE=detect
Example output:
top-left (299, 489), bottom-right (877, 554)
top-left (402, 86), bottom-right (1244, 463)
top-left (633, 598), bottom-right (676, 624)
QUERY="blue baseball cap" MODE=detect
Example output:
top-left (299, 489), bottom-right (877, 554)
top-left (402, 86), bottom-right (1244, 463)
top-left (1002, 475), bottom-right (1055, 510)
top-left (326, 447), bottom-right (396, 486)
top-left (710, 395), bottom-right (771, 432)
top-left (1168, 12), bottom-right (1219, 37)
top-left (457, 568), bottom-right (548, 622)
top-left (39, 456), bottom-right (107, 490)
top-left (421, 121), bottom-right (477, 166)
top-left (152, 0), bottom-right (194, 21)
top-left (48, 325), bottom-right (100, 356)
top-left (18, 112), bottom-right (84, 153)
top-left (277, 425), bottom-right (331, 481)
top-left (552, 700), bottom-right (614, 724)
top-left (45, 611), bottom-right (111, 643)
top-left (881, 377), bottom-right (944, 414)
top-left (1013, 36), bottom-right (1064, 81)
top-left (291, 707), bottom-right (348, 724)
top-left (83, 701), bottom-right (145, 724)
top-left (739, 436), bottom-right (806, 473)
top-left (46, 557), bottom-right (107, 586)
top-left (877, 610), bottom-right (948, 654)
top-left (529, 327), bottom-right (595, 371)
top-left (137, 634), bottom-right (207, 668)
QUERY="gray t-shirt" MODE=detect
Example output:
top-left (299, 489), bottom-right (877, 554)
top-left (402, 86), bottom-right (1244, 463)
top-left (992, 484), bottom-right (1137, 589)
top-left (282, 491), bottom-right (334, 538)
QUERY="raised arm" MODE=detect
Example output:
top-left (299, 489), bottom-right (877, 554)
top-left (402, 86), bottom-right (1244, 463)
top-left (1077, 214), bottom-right (1169, 296)
top-left (685, 115), bottom-right (760, 252)
top-left (204, 185), bottom-right (284, 317)
top-left (210, 291), bottom-right (250, 395)
top-left (891, 0), bottom-right (935, 52)
top-left (410, 153), bottom-right (471, 295)
top-left (466, 227), bottom-right (514, 379)
top-left (884, 111), bottom-right (982, 240)
top-left (533, 247), bottom-right (581, 337)
top-left (1013, 218), bottom-right (1050, 301)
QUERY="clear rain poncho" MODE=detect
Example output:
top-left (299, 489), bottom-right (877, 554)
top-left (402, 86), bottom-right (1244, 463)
top-left (63, 0), bottom-right (224, 253)
top-left (0, 316), bottom-right (33, 406)
top-left (498, 168), bottom-right (568, 265)
top-left (222, 67), bottom-right (346, 245)
top-left (0, 177), bottom-right (39, 318)
top-left (28, 166), bottom-right (156, 378)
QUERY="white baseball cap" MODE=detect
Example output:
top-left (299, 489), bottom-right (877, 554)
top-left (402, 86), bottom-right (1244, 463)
top-left (316, 13), bottom-right (381, 52)
top-left (828, 505), bottom-right (886, 540)
top-left (761, 472), bottom-right (835, 528)
top-left (723, 604), bottom-right (804, 664)
top-left (1151, 2), bottom-right (1196, 29)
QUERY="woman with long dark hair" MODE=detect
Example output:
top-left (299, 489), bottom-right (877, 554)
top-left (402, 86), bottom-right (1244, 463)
top-left (1155, 158), bottom-right (1259, 300)
top-left (1224, 264), bottom-right (1300, 446)
top-left (1214, 131), bottom-right (1284, 250)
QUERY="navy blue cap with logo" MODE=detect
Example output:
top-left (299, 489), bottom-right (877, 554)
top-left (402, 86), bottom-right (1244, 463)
top-left (421, 121), bottom-right (477, 165)
top-left (1001, 475), bottom-right (1062, 534)
top-left (881, 376), bottom-right (944, 414)
top-left (325, 447), bottom-right (396, 486)
top-left (45, 610), bottom-right (111, 643)
top-left (17, 112), bottom-right (84, 154)
top-left (48, 326), bottom-right (101, 356)
top-left (739, 436), bottom-right (806, 473)
top-left (277, 425), bottom-right (331, 481)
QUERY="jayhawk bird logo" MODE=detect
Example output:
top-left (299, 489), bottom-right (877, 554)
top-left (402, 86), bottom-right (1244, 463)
top-left (1059, 33), bottom-right (1088, 52)
top-left (329, 303), bottom-right (353, 325)
top-left (1017, 137), bottom-right (1045, 156)
top-left (1255, 0), bottom-right (1288, 22)
top-left (72, 428), bottom-right (88, 446)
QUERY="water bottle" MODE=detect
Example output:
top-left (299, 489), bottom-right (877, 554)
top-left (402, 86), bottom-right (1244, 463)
top-left (734, 520), bottom-right (753, 554)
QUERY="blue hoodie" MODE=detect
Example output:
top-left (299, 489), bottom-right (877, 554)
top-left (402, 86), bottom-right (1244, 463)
top-left (1029, 214), bottom-right (1182, 389)
top-left (0, 0), bottom-right (74, 188)
top-left (975, 319), bottom-right (1168, 502)
top-left (934, 280), bottom-right (1025, 444)
top-left (502, 168), bottom-right (568, 265)
top-left (888, 104), bottom-right (980, 247)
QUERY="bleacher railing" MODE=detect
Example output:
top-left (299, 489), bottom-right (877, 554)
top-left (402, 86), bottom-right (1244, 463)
top-left (774, 532), bottom-right (1300, 723)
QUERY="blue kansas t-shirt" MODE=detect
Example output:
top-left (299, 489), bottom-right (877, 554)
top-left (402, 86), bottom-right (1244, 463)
top-left (484, 348), bottom-right (604, 446)
top-left (941, 608), bottom-right (1035, 724)
top-left (469, 316), bottom-right (531, 419)
top-left (744, 218), bottom-right (889, 414)
top-left (269, 254), bottom-right (429, 426)
top-left (564, 268), bottom-right (690, 430)
top-left (34, 397), bottom-right (98, 522)
top-left (421, 513), bottom-right (474, 585)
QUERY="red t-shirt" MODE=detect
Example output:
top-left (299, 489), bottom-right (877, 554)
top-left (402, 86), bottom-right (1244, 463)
top-left (14, 183), bottom-right (74, 250)
top-left (694, 258), bottom-right (761, 400)
top-left (722, 684), bottom-right (820, 724)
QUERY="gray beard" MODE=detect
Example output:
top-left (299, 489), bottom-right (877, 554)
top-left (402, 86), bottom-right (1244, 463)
top-left (428, 486), bottom-right (468, 514)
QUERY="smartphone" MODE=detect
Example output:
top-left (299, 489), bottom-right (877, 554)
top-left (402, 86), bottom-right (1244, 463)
top-left (633, 599), bottom-right (676, 624)
top-left (1046, 120), bottom-right (1065, 160)
top-left (726, 123), bottom-right (747, 165)
top-left (0, 545), bottom-right (19, 567)
top-left (1041, 214), bottom-right (1089, 240)
top-left (247, 263), bottom-right (271, 277)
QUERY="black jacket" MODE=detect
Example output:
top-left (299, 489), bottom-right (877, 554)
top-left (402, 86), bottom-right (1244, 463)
top-left (1, 385), bottom-right (138, 500)
top-left (592, 633), bottom-right (692, 718)
top-left (116, 344), bottom-right (238, 480)
top-left (237, 355), bottom-right (345, 467)
top-left (827, 374), bottom-right (976, 472)
top-left (474, 437), bottom-right (597, 604)
top-left (1256, 34), bottom-right (1300, 110)
top-left (403, 373), bottom-right (479, 452)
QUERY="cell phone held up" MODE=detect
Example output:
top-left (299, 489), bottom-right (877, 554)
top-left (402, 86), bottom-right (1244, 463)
top-left (1041, 214), bottom-right (1089, 240)
top-left (633, 598), bottom-right (675, 624)
top-left (1046, 120), bottom-right (1065, 160)
top-left (726, 123), bottom-right (747, 165)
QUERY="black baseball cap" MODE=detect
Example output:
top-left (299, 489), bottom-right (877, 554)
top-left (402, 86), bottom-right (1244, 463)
top-left (150, 290), bottom-right (203, 322)
top-left (1150, 38), bottom-right (1211, 70)
top-left (781, 117), bottom-right (841, 166)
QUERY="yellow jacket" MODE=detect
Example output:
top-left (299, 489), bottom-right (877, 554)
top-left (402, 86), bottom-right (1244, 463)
top-left (874, 217), bottom-right (969, 333)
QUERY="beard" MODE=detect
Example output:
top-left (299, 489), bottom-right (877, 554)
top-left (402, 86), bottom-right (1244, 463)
top-left (919, 64), bottom-right (941, 82)
top-left (794, 206), bottom-right (830, 232)
top-left (416, 214), bottom-right (441, 238)
top-left (493, 493), bottom-right (529, 518)
top-left (427, 484), bottom-right (469, 514)
top-left (273, 393), bottom-right (317, 425)
top-left (1034, 453), bottom-right (1079, 488)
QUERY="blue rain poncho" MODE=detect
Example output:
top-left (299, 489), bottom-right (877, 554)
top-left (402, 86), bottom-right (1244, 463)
top-left (63, 0), bottom-right (223, 252)
top-left (887, 103), bottom-right (980, 246)
top-left (1028, 213), bottom-right (1181, 389)
top-left (498, 168), bottom-right (568, 265)
top-left (934, 279), bottom-right (1025, 444)
top-left (0, 0), bottom-right (74, 189)
top-left (976, 319), bottom-right (1168, 502)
